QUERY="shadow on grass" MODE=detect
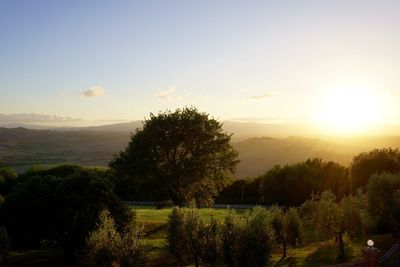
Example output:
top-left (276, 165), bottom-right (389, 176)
top-left (273, 256), bottom-right (298, 267)
top-left (304, 243), bottom-right (354, 265)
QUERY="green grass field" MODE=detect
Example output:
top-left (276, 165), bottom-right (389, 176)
top-left (132, 205), bottom-right (397, 267)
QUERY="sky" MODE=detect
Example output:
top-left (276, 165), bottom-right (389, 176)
top-left (1, 0), bottom-right (400, 130)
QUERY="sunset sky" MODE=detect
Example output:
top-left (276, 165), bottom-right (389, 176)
top-left (1, 0), bottom-right (400, 133)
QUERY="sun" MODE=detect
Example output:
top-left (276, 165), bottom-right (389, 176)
top-left (316, 87), bottom-right (383, 134)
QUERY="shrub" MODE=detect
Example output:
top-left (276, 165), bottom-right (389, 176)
top-left (167, 207), bottom-right (188, 263)
top-left (201, 216), bottom-right (223, 265)
top-left (223, 207), bottom-right (274, 267)
top-left (86, 209), bottom-right (145, 267)
top-left (119, 217), bottom-right (146, 267)
top-left (167, 207), bottom-right (223, 267)
top-left (86, 209), bottom-right (122, 267)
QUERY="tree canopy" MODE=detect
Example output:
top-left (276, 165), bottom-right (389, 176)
top-left (110, 107), bottom-right (239, 206)
top-left (351, 148), bottom-right (400, 191)
top-left (367, 172), bottom-right (400, 233)
top-left (260, 158), bottom-right (348, 206)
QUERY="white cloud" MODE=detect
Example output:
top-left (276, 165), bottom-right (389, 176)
top-left (82, 86), bottom-right (105, 97)
top-left (250, 93), bottom-right (273, 100)
top-left (154, 86), bottom-right (183, 101)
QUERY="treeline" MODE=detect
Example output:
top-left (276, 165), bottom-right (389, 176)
top-left (218, 148), bottom-right (400, 206)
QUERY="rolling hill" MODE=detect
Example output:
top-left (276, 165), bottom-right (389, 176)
top-left (1, 126), bottom-right (400, 178)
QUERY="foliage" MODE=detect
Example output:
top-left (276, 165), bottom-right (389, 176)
top-left (270, 206), bottom-right (303, 258)
top-left (201, 216), bottom-right (223, 265)
top-left (351, 148), bottom-right (400, 192)
top-left (167, 207), bottom-right (187, 263)
top-left (86, 209), bottom-right (122, 267)
top-left (1, 165), bottom-right (131, 264)
top-left (217, 177), bottom-right (261, 204)
top-left (301, 191), bottom-right (370, 259)
top-left (110, 107), bottom-right (239, 206)
top-left (167, 207), bottom-right (222, 267)
top-left (86, 209), bottom-right (145, 267)
top-left (223, 207), bottom-right (274, 267)
top-left (0, 167), bottom-right (17, 196)
top-left (260, 158), bottom-right (348, 206)
top-left (367, 172), bottom-right (400, 233)
top-left (119, 215), bottom-right (146, 267)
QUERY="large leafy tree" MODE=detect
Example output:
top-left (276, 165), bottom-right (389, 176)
top-left (110, 107), bottom-right (239, 206)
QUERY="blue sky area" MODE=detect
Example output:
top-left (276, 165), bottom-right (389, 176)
top-left (1, 0), bottom-right (400, 130)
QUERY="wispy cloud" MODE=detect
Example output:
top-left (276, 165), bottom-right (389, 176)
top-left (82, 86), bottom-right (105, 97)
top-left (250, 93), bottom-right (273, 100)
top-left (0, 113), bottom-right (82, 124)
top-left (154, 86), bottom-right (183, 101)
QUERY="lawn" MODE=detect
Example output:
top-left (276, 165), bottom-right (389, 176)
top-left (130, 204), bottom-right (244, 223)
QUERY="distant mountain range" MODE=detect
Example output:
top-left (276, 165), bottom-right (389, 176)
top-left (1, 122), bottom-right (400, 178)
top-left (0, 120), bottom-right (324, 140)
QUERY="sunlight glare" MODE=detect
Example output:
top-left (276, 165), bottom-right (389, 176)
top-left (317, 86), bottom-right (383, 134)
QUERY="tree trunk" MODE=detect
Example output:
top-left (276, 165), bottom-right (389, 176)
top-left (338, 233), bottom-right (345, 259)
top-left (194, 254), bottom-right (199, 267)
top-left (283, 240), bottom-right (287, 258)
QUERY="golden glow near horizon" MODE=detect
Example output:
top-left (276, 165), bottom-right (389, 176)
top-left (316, 85), bottom-right (384, 135)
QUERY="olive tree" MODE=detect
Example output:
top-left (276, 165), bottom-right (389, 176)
top-left (301, 191), bottom-right (370, 259)
top-left (167, 207), bottom-right (222, 267)
top-left (86, 209), bottom-right (145, 267)
top-left (222, 207), bottom-right (274, 267)
top-left (270, 207), bottom-right (303, 258)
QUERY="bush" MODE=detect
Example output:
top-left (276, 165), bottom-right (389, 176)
top-left (167, 207), bottom-right (187, 263)
top-left (86, 209), bottom-right (122, 267)
top-left (201, 216), bottom-right (223, 265)
top-left (86, 209), bottom-right (145, 267)
top-left (119, 216), bottom-right (146, 267)
top-left (167, 207), bottom-right (223, 267)
top-left (223, 207), bottom-right (274, 267)
top-left (167, 207), bottom-right (273, 267)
